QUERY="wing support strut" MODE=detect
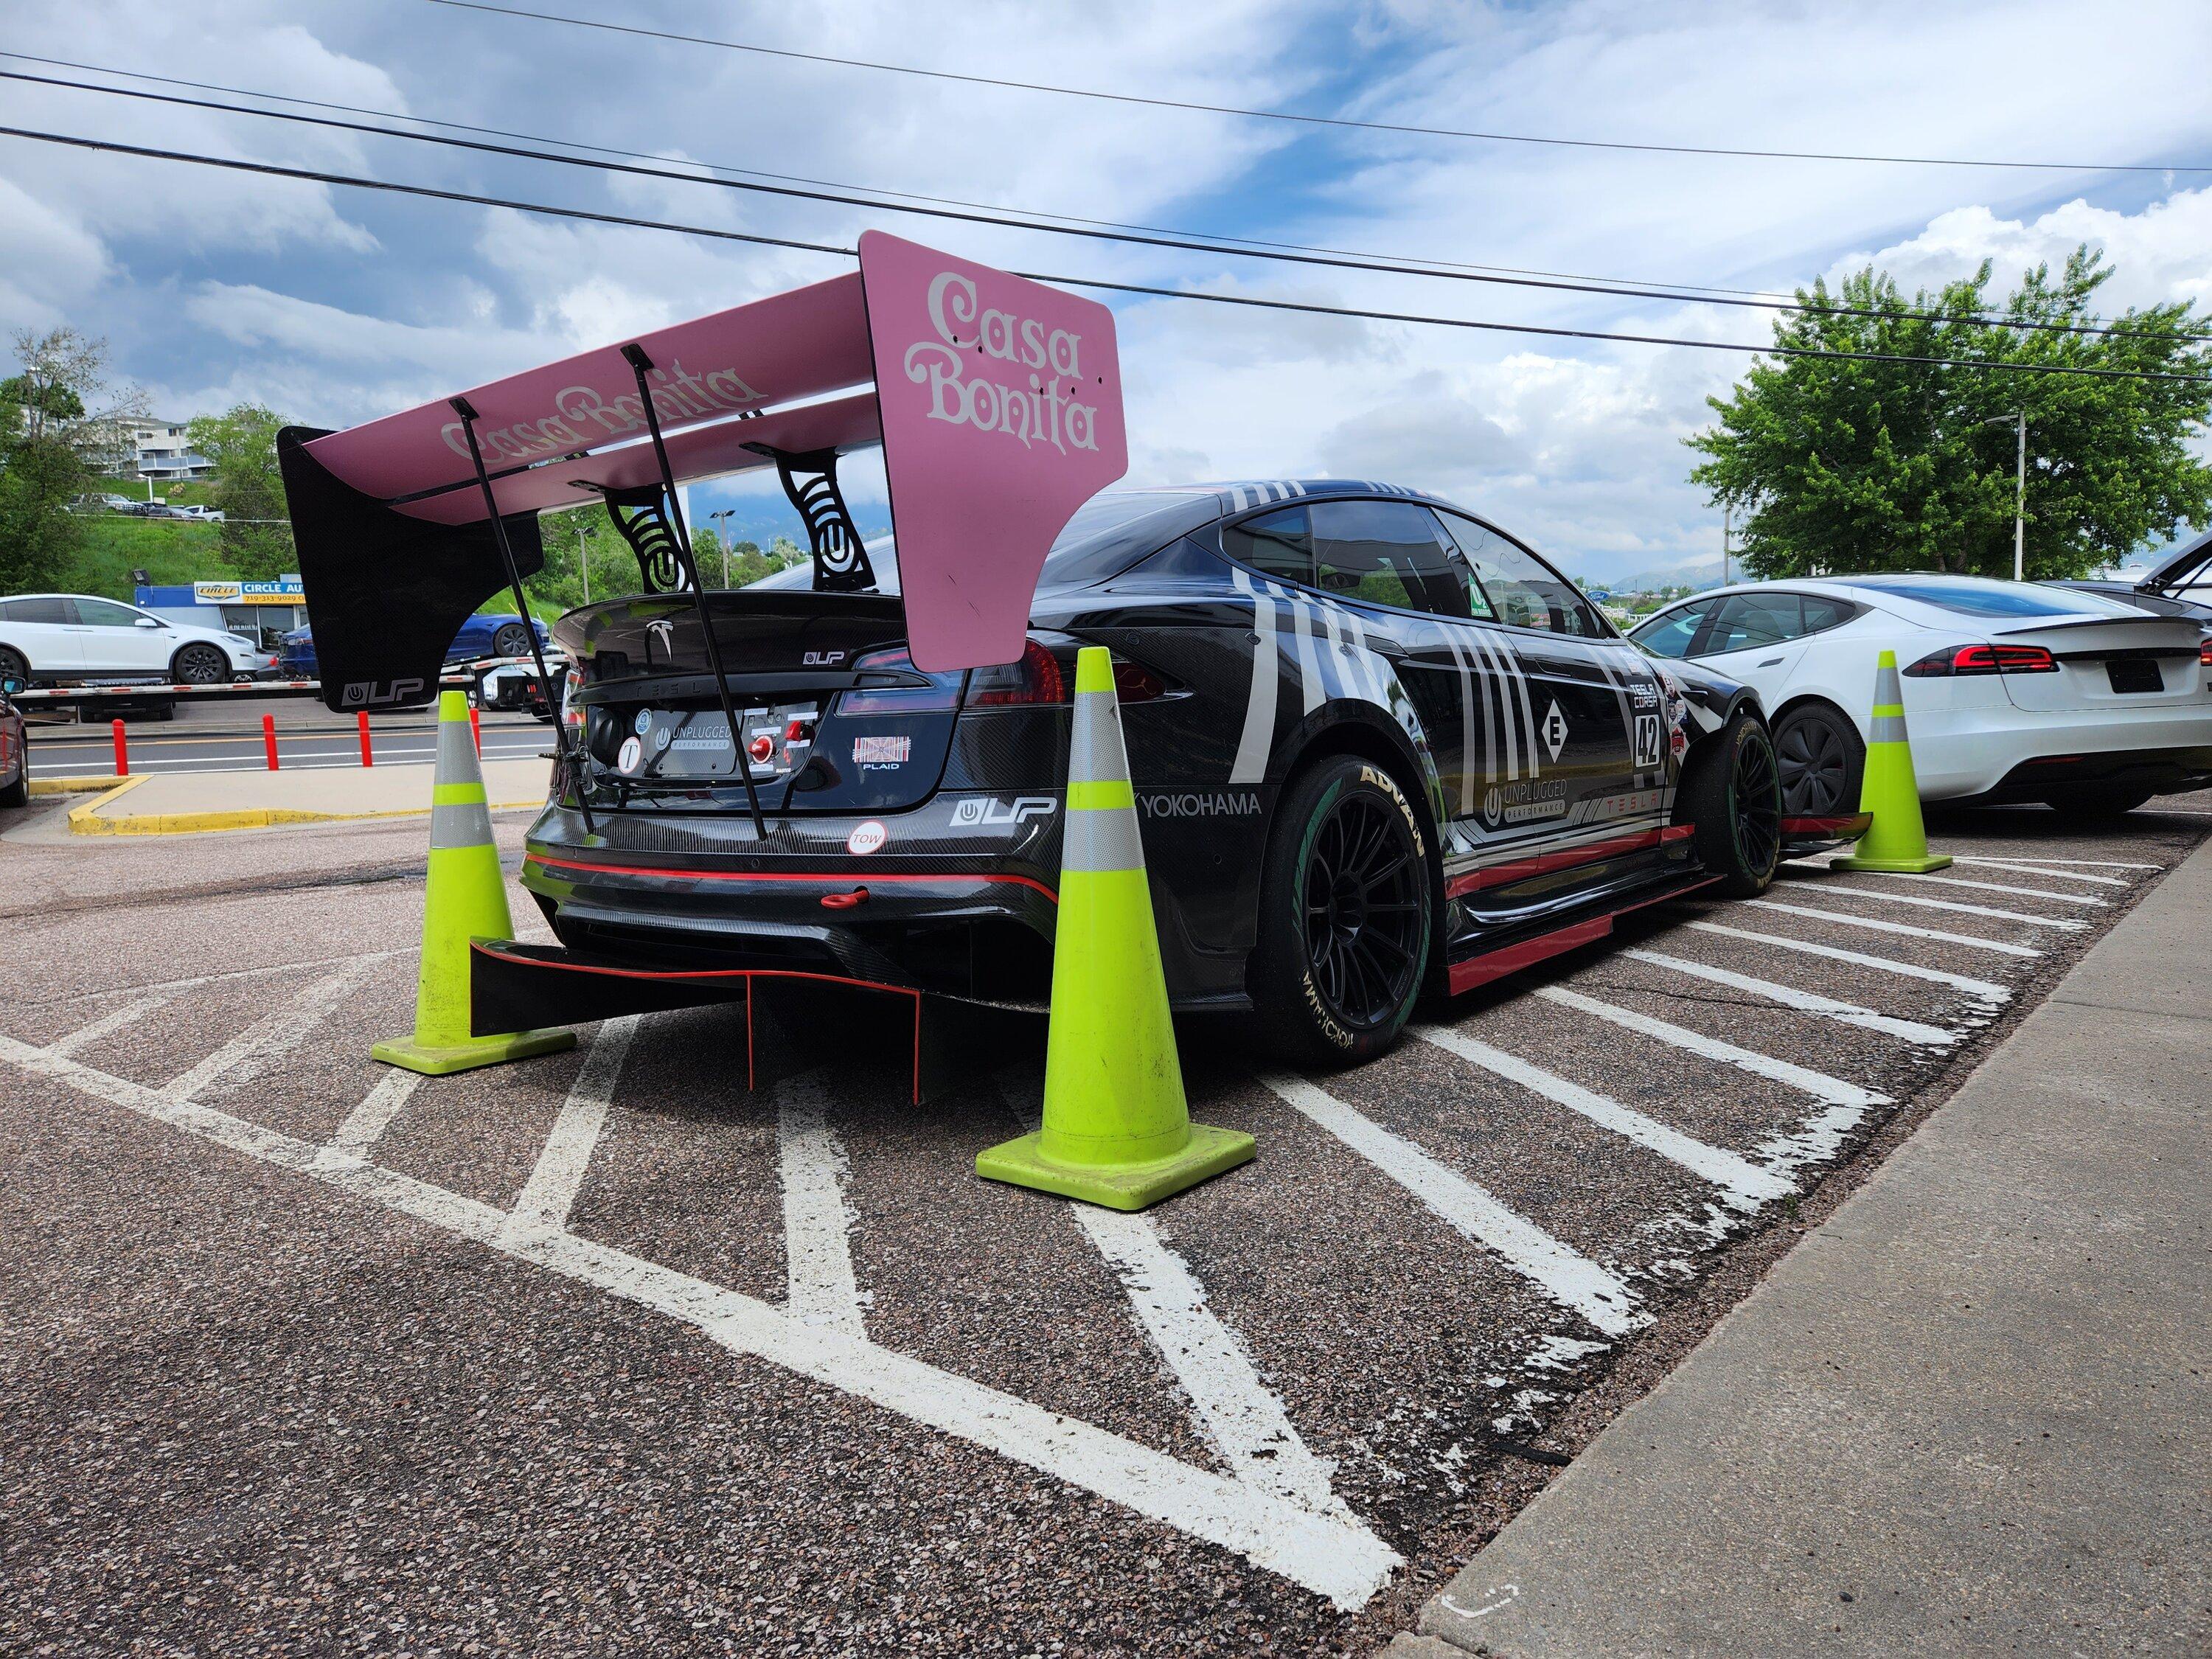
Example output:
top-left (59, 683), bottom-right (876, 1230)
top-left (619, 343), bottom-right (770, 841)
top-left (448, 393), bottom-right (594, 838)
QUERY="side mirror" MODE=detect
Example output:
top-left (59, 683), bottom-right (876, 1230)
top-left (135, 617), bottom-right (163, 628)
top-left (1, 677), bottom-right (24, 696)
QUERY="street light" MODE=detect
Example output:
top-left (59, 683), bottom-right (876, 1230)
top-left (707, 507), bottom-right (736, 588)
top-left (1982, 412), bottom-right (2027, 582)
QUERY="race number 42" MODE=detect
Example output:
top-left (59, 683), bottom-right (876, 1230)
top-left (1632, 713), bottom-right (1663, 769)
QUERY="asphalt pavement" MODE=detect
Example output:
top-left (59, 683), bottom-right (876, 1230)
top-left (0, 790), bottom-right (2205, 1655)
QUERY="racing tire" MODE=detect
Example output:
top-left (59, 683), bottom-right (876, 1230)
top-left (1251, 754), bottom-right (1434, 1067)
top-left (492, 623), bottom-right (533, 658)
top-left (1, 748), bottom-right (27, 810)
top-left (1773, 700), bottom-right (1863, 817)
top-left (1680, 711), bottom-right (1783, 899)
top-left (170, 643), bottom-right (229, 684)
top-left (0, 646), bottom-right (28, 686)
top-left (2042, 787), bottom-right (2154, 821)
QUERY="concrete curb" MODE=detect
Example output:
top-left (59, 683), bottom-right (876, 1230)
top-left (28, 775), bottom-right (121, 796)
top-left (66, 775), bottom-right (543, 837)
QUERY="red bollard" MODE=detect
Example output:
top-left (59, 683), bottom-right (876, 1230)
top-left (470, 705), bottom-right (481, 757)
top-left (358, 709), bottom-right (374, 768)
top-left (262, 712), bottom-right (279, 771)
top-left (112, 718), bottom-right (128, 777)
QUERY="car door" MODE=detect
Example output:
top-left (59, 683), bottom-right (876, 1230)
top-left (0, 597), bottom-right (84, 676)
top-left (71, 597), bottom-right (172, 672)
top-left (1427, 510), bottom-right (1649, 842)
top-left (1688, 592), bottom-right (1811, 700)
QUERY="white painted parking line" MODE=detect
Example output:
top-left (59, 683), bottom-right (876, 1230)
top-left (1954, 855), bottom-right (2158, 872)
top-left (1416, 1026), bottom-right (1793, 1211)
top-left (0, 1032), bottom-right (1402, 1610)
top-left (1946, 858), bottom-right (2129, 887)
top-left (504, 1016), bottom-right (639, 1240)
top-left (1621, 948), bottom-right (1959, 1046)
top-left (1536, 987), bottom-right (1891, 1112)
top-left (1786, 883), bottom-right (2088, 931)
top-left (52, 949), bottom-right (414, 1005)
top-left (46, 994), bottom-right (170, 1057)
top-left (1258, 1071), bottom-right (1644, 1337)
top-left (1683, 920), bottom-right (2011, 1004)
top-left (163, 959), bottom-right (376, 1099)
top-left (775, 1072), bottom-right (869, 1340)
top-left (1743, 898), bottom-right (2043, 959)
top-left (1795, 859), bottom-right (2106, 907)
top-left (313, 1070), bottom-right (425, 1170)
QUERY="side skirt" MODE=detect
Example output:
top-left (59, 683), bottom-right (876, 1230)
top-left (1444, 872), bottom-right (1720, 996)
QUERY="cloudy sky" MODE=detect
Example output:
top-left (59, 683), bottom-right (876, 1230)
top-left (4, 0), bottom-right (2210, 583)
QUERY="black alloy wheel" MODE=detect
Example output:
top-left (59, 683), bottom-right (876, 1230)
top-left (1251, 754), bottom-right (1434, 1065)
top-left (0, 645), bottom-right (27, 684)
top-left (1773, 703), bottom-right (1860, 815)
top-left (493, 622), bottom-right (533, 658)
top-left (1731, 723), bottom-right (1784, 878)
top-left (1679, 710), bottom-right (1782, 899)
top-left (172, 643), bottom-right (228, 684)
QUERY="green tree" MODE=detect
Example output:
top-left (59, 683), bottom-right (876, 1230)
top-left (187, 403), bottom-right (296, 580)
top-left (518, 517), bottom-right (810, 613)
top-left (0, 328), bottom-right (116, 591)
top-left (1688, 248), bottom-right (2212, 580)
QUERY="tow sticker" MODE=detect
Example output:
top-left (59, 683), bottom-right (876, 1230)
top-left (617, 735), bottom-right (644, 773)
top-left (846, 820), bottom-right (889, 855)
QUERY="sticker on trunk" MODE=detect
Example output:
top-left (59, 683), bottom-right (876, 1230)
top-left (617, 734), bottom-right (644, 773)
top-left (852, 734), bottom-right (912, 768)
top-left (846, 819), bottom-right (889, 855)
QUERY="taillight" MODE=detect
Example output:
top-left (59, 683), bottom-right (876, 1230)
top-left (839, 647), bottom-right (962, 714)
top-left (560, 666), bottom-right (585, 734)
top-left (966, 639), bottom-right (1068, 706)
top-left (2198, 637), bottom-right (2212, 667)
top-left (1903, 642), bottom-right (2059, 677)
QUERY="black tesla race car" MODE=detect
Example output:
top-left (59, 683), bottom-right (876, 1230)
top-left (521, 479), bottom-right (1837, 1063)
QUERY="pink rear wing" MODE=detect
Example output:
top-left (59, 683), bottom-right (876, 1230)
top-left (277, 232), bottom-right (1128, 708)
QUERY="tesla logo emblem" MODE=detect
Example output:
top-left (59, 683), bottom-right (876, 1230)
top-left (644, 619), bottom-right (676, 662)
top-left (1542, 700), bottom-right (1569, 762)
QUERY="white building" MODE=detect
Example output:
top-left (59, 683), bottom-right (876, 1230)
top-left (128, 419), bottom-right (212, 481)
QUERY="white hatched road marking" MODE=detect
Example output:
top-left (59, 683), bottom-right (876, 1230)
top-left (163, 959), bottom-right (377, 1099)
top-left (44, 949), bottom-right (414, 1006)
top-left (1952, 855), bottom-right (2156, 872)
top-left (0, 1032), bottom-right (1400, 1610)
top-left (1946, 857), bottom-right (2129, 887)
top-left (313, 1070), bottom-right (425, 1171)
top-left (1744, 897), bottom-right (2043, 959)
top-left (1784, 882), bottom-right (2087, 931)
top-left (46, 995), bottom-right (170, 1058)
top-left (504, 1016), bottom-right (639, 1240)
top-left (1258, 1071), bottom-right (1643, 1337)
top-left (1416, 1026), bottom-right (1793, 1211)
top-left (1794, 858), bottom-right (2107, 907)
top-left (1537, 986), bottom-right (1891, 1111)
top-left (1622, 947), bottom-right (1959, 1046)
top-left (775, 1071), bottom-right (869, 1339)
top-left (1683, 920), bottom-right (2011, 1004)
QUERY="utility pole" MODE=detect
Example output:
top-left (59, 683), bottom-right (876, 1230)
top-left (579, 521), bottom-right (589, 605)
top-left (1982, 412), bottom-right (2028, 580)
top-left (1722, 505), bottom-right (1731, 585)
top-left (708, 508), bottom-right (736, 588)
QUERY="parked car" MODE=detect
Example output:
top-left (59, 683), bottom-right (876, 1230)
top-left (277, 613), bottom-right (551, 678)
top-left (525, 482), bottom-right (1834, 1064)
top-left (0, 593), bottom-right (275, 687)
top-left (1627, 574), bottom-right (2212, 819)
top-left (0, 669), bottom-right (27, 808)
top-left (2050, 527), bottom-right (2212, 638)
top-left (170, 504), bottom-right (226, 524)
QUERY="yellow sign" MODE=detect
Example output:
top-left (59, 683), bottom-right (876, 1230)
top-left (193, 580), bottom-right (302, 605)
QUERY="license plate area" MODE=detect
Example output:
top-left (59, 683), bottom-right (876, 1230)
top-left (619, 702), bottom-right (820, 782)
top-left (2106, 658), bottom-right (2164, 694)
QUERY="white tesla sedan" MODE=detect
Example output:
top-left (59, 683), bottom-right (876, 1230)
top-left (1628, 574), bottom-right (2212, 821)
top-left (0, 593), bottom-right (275, 686)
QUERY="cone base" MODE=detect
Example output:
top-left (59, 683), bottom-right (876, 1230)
top-left (976, 1124), bottom-right (1256, 1211)
top-left (372, 1027), bottom-right (577, 1076)
top-left (1832, 852), bottom-right (1953, 874)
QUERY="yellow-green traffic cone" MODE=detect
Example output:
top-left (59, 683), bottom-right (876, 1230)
top-left (372, 691), bottom-right (577, 1074)
top-left (1833, 650), bottom-right (1952, 874)
top-left (978, 647), bottom-right (1255, 1210)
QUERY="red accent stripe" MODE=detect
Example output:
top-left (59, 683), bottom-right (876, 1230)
top-left (1445, 874), bottom-right (1722, 996)
top-left (1779, 813), bottom-right (1873, 836)
top-left (526, 852), bottom-right (1059, 903)
top-left (1446, 824), bottom-right (1694, 900)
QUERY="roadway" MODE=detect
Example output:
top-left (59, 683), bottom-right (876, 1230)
top-left (27, 697), bottom-right (550, 776)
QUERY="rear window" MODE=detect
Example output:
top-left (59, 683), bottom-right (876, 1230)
top-left (1851, 577), bottom-right (2128, 619)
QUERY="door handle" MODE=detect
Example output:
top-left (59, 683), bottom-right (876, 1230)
top-left (1758, 655), bottom-right (1786, 667)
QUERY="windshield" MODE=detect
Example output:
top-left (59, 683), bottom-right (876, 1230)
top-left (742, 489), bottom-right (1218, 596)
top-left (1851, 577), bottom-right (2135, 619)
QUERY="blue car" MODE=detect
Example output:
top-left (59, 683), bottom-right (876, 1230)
top-left (279, 613), bottom-right (549, 678)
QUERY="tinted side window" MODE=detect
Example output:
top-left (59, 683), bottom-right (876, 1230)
top-left (1630, 601), bottom-right (1712, 659)
top-left (74, 599), bottom-right (147, 627)
top-left (1800, 595), bottom-right (1856, 635)
top-left (1310, 499), bottom-right (1472, 619)
top-left (1224, 506), bottom-right (1312, 586)
top-left (1433, 512), bottom-right (1599, 636)
top-left (1705, 593), bottom-right (1804, 653)
top-left (0, 597), bottom-right (74, 625)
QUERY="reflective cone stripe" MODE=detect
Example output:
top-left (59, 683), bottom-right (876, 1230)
top-left (1834, 650), bottom-right (1952, 876)
top-left (977, 647), bottom-right (1255, 1209)
top-left (372, 690), bottom-right (577, 1075)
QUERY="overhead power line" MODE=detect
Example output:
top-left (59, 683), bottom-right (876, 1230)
top-left (0, 49), bottom-right (1810, 308)
top-left (425, 0), bottom-right (2212, 176)
top-left (3, 125), bottom-right (2206, 386)
top-left (12, 69), bottom-right (2202, 347)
